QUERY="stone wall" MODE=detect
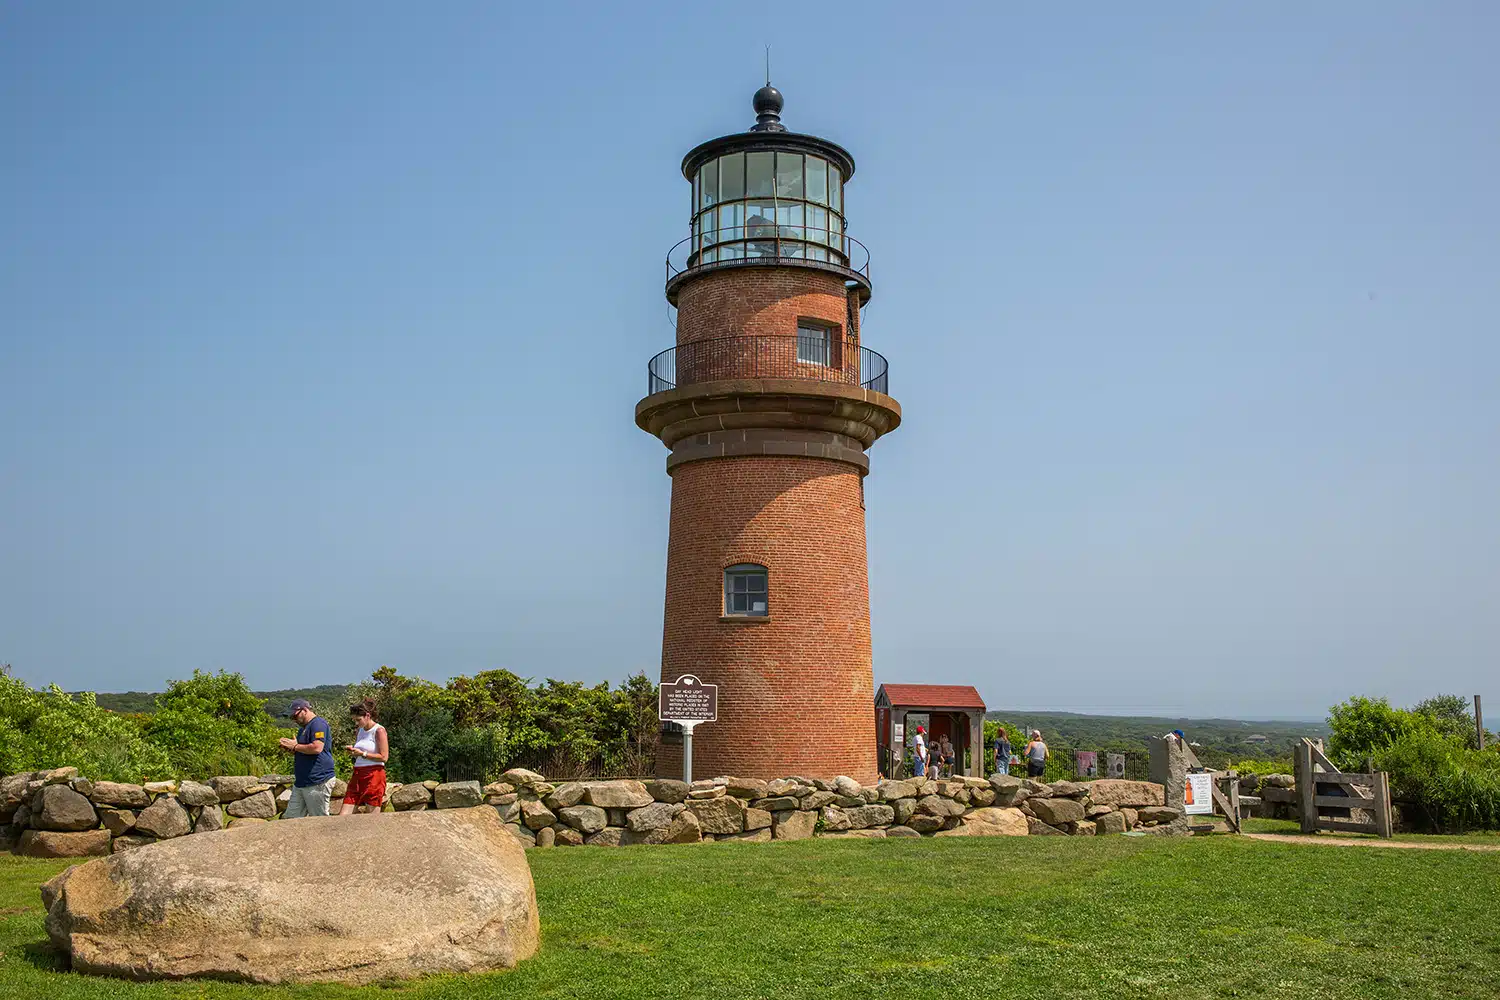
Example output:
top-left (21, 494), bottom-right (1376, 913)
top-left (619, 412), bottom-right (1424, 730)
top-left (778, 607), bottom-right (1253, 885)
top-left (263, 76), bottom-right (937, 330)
top-left (1, 767), bottom-right (1184, 858)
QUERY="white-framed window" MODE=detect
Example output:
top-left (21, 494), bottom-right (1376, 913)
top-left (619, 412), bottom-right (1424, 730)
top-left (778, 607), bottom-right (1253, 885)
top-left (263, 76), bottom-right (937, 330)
top-left (723, 564), bottom-right (769, 617)
top-left (797, 320), bottom-right (832, 366)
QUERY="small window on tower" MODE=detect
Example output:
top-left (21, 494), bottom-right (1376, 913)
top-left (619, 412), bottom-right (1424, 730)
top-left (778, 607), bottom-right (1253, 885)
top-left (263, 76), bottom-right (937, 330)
top-left (797, 320), bottom-right (833, 366)
top-left (724, 564), bottom-right (768, 617)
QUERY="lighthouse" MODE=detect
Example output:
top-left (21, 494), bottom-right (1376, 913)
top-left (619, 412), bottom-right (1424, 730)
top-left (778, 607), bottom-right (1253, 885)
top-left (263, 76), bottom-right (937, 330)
top-left (637, 85), bottom-right (901, 784)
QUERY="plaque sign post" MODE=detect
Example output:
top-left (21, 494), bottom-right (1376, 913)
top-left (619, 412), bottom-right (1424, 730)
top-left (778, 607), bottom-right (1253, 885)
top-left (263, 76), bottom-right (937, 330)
top-left (658, 673), bottom-right (718, 784)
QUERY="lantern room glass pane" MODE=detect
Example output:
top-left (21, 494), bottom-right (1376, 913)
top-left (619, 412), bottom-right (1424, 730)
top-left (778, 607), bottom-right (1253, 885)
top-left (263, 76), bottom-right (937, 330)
top-left (746, 151), bottom-right (774, 198)
top-left (719, 153), bottom-right (744, 201)
top-left (829, 169), bottom-right (842, 213)
top-left (807, 205), bottom-right (828, 244)
top-left (776, 201), bottom-right (804, 242)
top-left (699, 159), bottom-right (718, 210)
top-left (806, 156), bottom-right (828, 205)
top-left (775, 152), bottom-right (803, 198)
top-left (718, 203), bottom-right (744, 244)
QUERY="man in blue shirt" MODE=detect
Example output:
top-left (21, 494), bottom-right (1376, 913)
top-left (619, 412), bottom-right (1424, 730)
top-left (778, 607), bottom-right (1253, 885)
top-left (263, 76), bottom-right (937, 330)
top-left (279, 699), bottom-right (336, 818)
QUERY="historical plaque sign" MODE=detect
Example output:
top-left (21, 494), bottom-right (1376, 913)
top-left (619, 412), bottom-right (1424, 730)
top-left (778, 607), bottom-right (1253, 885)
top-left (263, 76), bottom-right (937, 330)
top-left (658, 674), bottom-right (717, 724)
top-left (658, 674), bottom-right (717, 783)
top-left (1107, 753), bottom-right (1126, 779)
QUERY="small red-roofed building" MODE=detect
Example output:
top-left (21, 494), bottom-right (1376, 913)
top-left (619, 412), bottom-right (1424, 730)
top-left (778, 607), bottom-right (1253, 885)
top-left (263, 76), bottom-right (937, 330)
top-left (875, 684), bottom-right (987, 778)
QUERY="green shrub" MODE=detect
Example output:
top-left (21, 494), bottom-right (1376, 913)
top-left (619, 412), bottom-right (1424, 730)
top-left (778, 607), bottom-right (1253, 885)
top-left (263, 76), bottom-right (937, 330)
top-left (1374, 732), bottom-right (1500, 833)
top-left (1327, 696), bottom-right (1427, 770)
top-left (141, 670), bottom-right (292, 777)
top-left (0, 669), bottom-right (173, 782)
top-left (1225, 756), bottom-right (1294, 775)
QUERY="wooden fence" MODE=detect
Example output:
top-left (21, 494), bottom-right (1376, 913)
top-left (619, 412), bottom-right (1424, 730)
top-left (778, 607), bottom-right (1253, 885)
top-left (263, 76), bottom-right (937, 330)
top-left (1293, 738), bottom-right (1393, 838)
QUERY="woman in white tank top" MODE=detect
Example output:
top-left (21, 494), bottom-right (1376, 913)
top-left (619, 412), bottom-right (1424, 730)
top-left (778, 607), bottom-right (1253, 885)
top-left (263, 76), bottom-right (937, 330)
top-left (339, 699), bottom-right (389, 815)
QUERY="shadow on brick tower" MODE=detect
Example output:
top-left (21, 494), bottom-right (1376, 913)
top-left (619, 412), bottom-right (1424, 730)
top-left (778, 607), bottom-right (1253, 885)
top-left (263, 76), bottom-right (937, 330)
top-left (637, 84), bottom-right (901, 784)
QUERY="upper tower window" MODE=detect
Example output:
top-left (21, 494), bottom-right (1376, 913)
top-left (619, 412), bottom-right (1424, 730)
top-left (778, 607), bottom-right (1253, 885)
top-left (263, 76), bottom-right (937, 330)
top-left (724, 564), bottom-right (769, 617)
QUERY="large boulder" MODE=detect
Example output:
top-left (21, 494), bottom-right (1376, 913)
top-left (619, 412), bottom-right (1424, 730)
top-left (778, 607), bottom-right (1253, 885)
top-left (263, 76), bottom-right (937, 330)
top-left (35, 785), bottom-right (99, 832)
top-left (41, 808), bottom-right (539, 984)
top-left (622, 809), bottom-right (701, 845)
top-left (625, 801), bottom-right (683, 833)
top-left (98, 808), bottom-right (137, 837)
top-left (389, 785), bottom-right (433, 811)
top-left (844, 804), bottom-right (895, 830)
top-left (89, 782), bottom-right (149, 809)
top-left (1085, 780), bottom-right (1165, 808)
top-left (133, 797), bottom-right (192, 840)
top-left (724, 777), bottom-right (768, 801)
top-left (19, 829), bottom-right (111, 858)
top-left (558, 805), bottom-right (607, 835)
top-left (543, 782), bottom-right (587, 811)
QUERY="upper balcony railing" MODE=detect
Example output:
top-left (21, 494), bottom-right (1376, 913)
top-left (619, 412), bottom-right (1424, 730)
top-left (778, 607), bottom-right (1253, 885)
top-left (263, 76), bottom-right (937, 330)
top-left (645, 334), bottom-right (889, 397)
top-left (666, 226), bottom-right (871, 285)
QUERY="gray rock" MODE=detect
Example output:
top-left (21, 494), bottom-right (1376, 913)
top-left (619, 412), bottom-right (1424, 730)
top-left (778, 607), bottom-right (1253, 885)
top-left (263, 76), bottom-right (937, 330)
top-left (44, 767), bottom-right (80, 784)
top-left (134, 797), bottom-right (192, 840)
top-left (724, 777), bottom-right (768, 801)
top-left (916, 795), bottom-right (965, 818)
top-left (13, 802), bottom-right (31, 829)
top-left (433, 781), bottom-right (483, 809)
top-left (892, 797), bottom-right (917, 825)
top-left (519, 799), bottom-right (557, 831)
top-left (534, 826), bottom-right (555, 848)
top-left (749, 796), bottom-right (800, 812)
top-left (18, 828), bottom-right (111, 858)
top-left (558, 805), bottom-right (608, 834)
top-left (764, 778), bottom-right (799, 797)
top-left (257, 776), bottom-right (293, 788)
top-left (820, 806), bottom-right (851, 831)
top-left (1050, 781), bottom-right (1089, 798)
top-left (832, 794), bottom-right (865, 808)
top-left (877, 779), bottom-right (917, 802)
top-left (907, 814), bottom-right (945, 833)
top-left (819, 829), bottom-right (887, 839)
top-left (1122, 807), bottom-right (1139, 829)
top-left (607, 808), bottom-right (628, 826)
top-left (771, 810), bottom-right (817, 841)
top-left (623, 809), bottom-right (702, 845)
top-left (584, 827), bottom-right (625, 847)
top-left (833, 776), bottom-right (862, 798)
top-left (69, 778), bottom-right (95, 798)
top-left (717, 828), bottom-right (772, 843)
top-left (1030, 797), bottom-right (1085, 827)
top-left (686, 796), bottom-right (743, 835)
top-left (844, 804), bottom-right (895, 830)
top-left (555, 826), bottom-right (584, 847)
top-left (36, 785), bottom-right (99, 832)
top-left (495, 800), bottom-right (522, 824)
top-left (742, 807), bottom-right (772, 831)
top-left (177, 781), bottom-right (219, 807)
top-left (969, 788), bottom-right (996, 806)
top-left (390, 785), bottom-right (433, 811)
top-left (1026, 816), bottom-right (1066, 835)
top-left (226, 790), bottom-right (276, 820)
top-left (625, 801), bottom-right (684, 832)
top-left (194, 806), bottom-right (225, 833)
top-left (582, 780), bottom-right (653, 809)
top-left (644, 779), bottom-right (690, 804)
top-left (501, 767), bottom-right (546, 787)
top-left (98, 807), bottom-right (137, 837)
top-left (505, 822), bottom-right (536, 847)
top-left (688, 786), bottom-right (726, 800)
top-left (543, 782), bottom-right (587, 811)
top-left (886, 825), bottom-right (922, 838)
top-left (208, 776), bottom-right (262, 803)
top-left (801, 790), bottom-right (837, 811)
top-left (111, 835), bottom-right (157, 854)
top-left (1095, 811), bottom-right (1127, 835)
top-left (1022, 779), bottom-right (1053, 797)
top-left (1085, 779), bottom-right (1166, 808)
top-left (1136, 805), bottom-right (1183, 824)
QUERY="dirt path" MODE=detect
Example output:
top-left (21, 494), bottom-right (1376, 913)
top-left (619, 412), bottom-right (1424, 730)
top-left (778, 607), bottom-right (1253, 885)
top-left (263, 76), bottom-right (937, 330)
top-left (1243, 832), bottom-right (1500, 852)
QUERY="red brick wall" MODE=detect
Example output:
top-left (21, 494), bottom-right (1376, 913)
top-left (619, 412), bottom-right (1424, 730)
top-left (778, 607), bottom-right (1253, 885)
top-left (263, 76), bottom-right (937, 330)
top-left (656, 455), bottom-right (877, 784)
top-left (676, 269), bottom-right (850, 345)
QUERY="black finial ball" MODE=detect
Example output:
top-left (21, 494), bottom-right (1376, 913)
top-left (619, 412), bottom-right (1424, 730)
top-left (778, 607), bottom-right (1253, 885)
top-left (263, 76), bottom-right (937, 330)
top-left (753, 85), bottom-right (783, 116)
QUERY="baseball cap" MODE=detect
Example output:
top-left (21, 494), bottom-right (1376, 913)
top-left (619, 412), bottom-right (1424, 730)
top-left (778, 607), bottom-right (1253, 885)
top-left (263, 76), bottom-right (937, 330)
top-left (288, 698), bottom-right (312, 713)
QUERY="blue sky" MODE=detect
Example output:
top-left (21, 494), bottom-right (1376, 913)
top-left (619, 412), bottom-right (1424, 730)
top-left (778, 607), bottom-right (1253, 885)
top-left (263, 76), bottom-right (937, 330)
top-left (2, 4), bottom-right (1496, 718)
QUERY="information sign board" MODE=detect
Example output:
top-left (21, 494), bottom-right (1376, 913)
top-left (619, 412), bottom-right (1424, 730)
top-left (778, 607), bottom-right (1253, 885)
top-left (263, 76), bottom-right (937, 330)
top-left (1107, 753), bottom-right (1126, 779)
top-left (1184, 771), bottom-right (1214, 815)
top-left (658, 674), bottom-right (718, 724)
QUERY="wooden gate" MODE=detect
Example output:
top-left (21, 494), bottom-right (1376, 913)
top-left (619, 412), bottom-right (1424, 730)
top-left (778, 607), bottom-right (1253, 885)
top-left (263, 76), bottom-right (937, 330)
top-left (1293, 738), bottom-right (1393, 838)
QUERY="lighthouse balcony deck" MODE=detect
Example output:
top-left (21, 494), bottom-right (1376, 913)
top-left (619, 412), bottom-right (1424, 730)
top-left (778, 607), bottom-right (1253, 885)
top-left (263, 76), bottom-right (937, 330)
top-left (646, 334), bottom-right (888, 396)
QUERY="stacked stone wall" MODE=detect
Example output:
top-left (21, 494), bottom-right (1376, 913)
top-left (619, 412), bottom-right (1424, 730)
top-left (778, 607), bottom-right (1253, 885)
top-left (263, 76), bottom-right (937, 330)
top-left (1, 767), bottom-right (1185, 858)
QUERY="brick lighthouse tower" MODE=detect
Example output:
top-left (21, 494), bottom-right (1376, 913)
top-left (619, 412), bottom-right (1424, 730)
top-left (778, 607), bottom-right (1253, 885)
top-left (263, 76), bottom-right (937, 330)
top-left (637, 85), bottom-right (901, 785)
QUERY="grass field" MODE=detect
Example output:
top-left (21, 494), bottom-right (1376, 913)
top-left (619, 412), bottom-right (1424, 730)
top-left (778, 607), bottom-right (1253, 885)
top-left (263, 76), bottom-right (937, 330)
top-left (3, 836), bottom-right (1498, 1000)
top-left (1241, 817), bottom-right (1500, 846)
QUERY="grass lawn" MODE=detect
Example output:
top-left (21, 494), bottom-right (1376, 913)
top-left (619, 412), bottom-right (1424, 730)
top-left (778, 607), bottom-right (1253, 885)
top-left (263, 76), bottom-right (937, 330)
top-left (3, 835), bottom-right (1499, 999)
top-left (1242, 817), bottom-right (1500, 846)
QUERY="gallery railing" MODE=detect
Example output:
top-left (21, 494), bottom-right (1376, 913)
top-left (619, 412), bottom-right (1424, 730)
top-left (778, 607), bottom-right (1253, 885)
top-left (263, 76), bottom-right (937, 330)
top-left (645, 334), bottom-right (889, 396)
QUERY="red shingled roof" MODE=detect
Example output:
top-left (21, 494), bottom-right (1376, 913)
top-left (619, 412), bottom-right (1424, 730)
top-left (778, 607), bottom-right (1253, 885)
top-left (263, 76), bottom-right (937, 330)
top-left (877, 684), bottom-right (986, 710)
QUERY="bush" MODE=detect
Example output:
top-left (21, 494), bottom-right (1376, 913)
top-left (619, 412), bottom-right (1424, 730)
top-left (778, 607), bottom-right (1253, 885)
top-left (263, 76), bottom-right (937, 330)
top-left (1375, 732), bottom-right (1500, 832)
top-left (0, 668), bottom-right (173, 782)
top-left (141, 670), bottom-right (292, 777)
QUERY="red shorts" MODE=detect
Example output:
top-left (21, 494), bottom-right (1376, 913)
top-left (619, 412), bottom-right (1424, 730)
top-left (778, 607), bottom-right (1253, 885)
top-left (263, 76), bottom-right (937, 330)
top-left (345, 765), bottom-right (386, 809)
